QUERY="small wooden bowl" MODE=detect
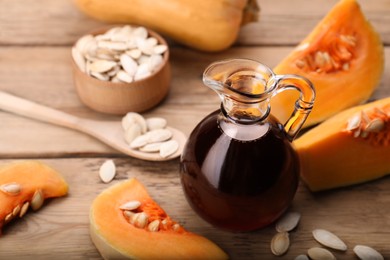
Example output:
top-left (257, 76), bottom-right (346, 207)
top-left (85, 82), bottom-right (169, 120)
top-left (72, 25), bottom-right (171, 115)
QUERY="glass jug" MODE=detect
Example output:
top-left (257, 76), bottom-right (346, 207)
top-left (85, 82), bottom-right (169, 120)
top-left (180, 59), bottom-right (315, 232)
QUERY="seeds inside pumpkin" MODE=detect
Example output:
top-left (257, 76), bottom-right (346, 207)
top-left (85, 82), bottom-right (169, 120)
top-left (0, 182), bottom-right (21, 195)
top-left (344, 106), bottom-right (389, 143)
top-left (19, 202), bottom-right (29, 218)
top-left (30, 189), bottom-right (44, 211)
top-left (295, 34), bottom-right (356, 73)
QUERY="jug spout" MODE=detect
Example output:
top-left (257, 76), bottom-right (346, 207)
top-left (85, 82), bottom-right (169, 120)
top-left (203, 59), bottom-right (277, 123)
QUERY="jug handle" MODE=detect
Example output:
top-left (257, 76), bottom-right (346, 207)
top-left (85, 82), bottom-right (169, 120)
top-left (273, 75), bottom-right (316, 141)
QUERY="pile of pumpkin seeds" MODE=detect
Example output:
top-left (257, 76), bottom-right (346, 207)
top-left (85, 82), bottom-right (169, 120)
top-left (1, 183), bottom-right (45, 225)
top-left (72, 25), bottom-right (167, 83)
top-left (121, 112), bottom-right (179, 158)
top-left (270, 211), bottom-right (384, 259)
top-left (345, 106), bottom-right (389, 139)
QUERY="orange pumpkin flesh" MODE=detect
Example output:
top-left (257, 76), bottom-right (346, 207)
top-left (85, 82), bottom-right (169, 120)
top-left (90, 178), bottom-right (228, 259)
top-left (271, 0), bottom-right (384, 127)
top-left (295, 97), bottom-right (390, 191)
top-left (0, 161), bottom-right (68, 233)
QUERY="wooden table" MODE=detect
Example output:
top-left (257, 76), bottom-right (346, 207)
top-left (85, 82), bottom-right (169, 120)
top-left (0, 0), bottom-right (389, 259)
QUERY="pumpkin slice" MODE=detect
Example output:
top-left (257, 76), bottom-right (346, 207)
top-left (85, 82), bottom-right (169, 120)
top-left (90, 178), bottom-right (228, 259)
top-left (295, 97), bottom-right (390, 191)
top-left (271, 0), bottom-right (384, 127)
top-left (0, 161), bottom-right (68, 233)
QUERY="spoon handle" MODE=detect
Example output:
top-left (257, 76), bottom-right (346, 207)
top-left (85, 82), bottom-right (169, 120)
top-left (0, 91), bottom-right (80, 129)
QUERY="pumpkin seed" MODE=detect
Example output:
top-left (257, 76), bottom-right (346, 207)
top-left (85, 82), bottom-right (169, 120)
top-left (75, 34), bottom-right (95, 55)
top-left (312, 229), bottom-right (347, 251)
top-left (4, 213), bottom-right (13, 224)
top-left (119, 200), bottom-right (141, 211)
top-left (270, 231), bottom-right (290, 256)
top-left (126, 48), bottom-right (142, 59)
top-left (346, 113), bottom-right (361, 131)
top-left (159, 140), bottom-right (179, 158)
top-left (98, 40), bottom-right (128, 51)
top-left (130, 134), bottom-right (150, 149)
top-left (12, 204), bottom-right (21, 217)
top-left (123, 210), bottom-right (135, 218)
top-left (148, 54), bottom-right (163, 72)
top-left (307, 247), bottom-right (336, 260)
top-left (295, 255), bottom-right (309, 260)
top-left (342, 63), bottom-right (350, 71)
top-left (275, 211), bottom-right (301, 232)
top-left (19, 202), bottom-right (29, 218)
top-left (137, 38), bottom-right (155, 55)
top-left (99, 159), bottom-right (116, 184)
top-left (31, 190), bottom-right (44, 211)
top-left (148, 219), bottom-right (160, 232)
top-left (124, 123), bottom-right (142, 144)
top-left (172, 223), bottom-right (180, 231)
top-left (89, 60), bottom-right (117, 73)
top-left (0, 182), bottom-right (21, 195)
top-left (121, 112), bottom-right (147, 133)
top-left (131, 212), bottom-right (149, 228)
top-left (134, 63), bottom-right (151, 80)
top-left (365, 118), bottom-right (385, 133)
top-left (146, 117), bottom-right (167, 131)
top-left (140, 142), bottom-right (163, 153)
top-left (153, 44), bottom-right (168, 55)
top-left (120, 54), bottom-right (138, 77)
top-left (72, 47), bottom-right (86, 72)
top-left (106, 65), bottom-right (121, 77)
top-left (147, 129), bottom-right (173, 143)
top-left (353, 245), bottom-right (384, 260)
top-left (90, 71), bottom-right (110, 81)
top-left (132, 27), bottom-right (148, 39)
top-left (116, 70), bottom-right (133, 83)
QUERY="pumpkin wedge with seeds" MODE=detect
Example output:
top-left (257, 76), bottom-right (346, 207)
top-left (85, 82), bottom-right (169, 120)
top-left (0, 161), bottom-right (68, 234)
top-left (90, 178), bottom-right (228, 259)
top-left (295, 97), bottom-right (390, 191)
top-left (271, 0), bottom-right (384, 127)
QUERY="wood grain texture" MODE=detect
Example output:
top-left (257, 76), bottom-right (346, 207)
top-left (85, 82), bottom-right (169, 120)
top-left (0, 158), bottom-right (389, 259)
top-left (0, 0), bottom-right (389, 46)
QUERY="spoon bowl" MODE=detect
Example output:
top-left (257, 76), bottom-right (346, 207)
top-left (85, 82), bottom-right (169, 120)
top-left (0, 91), bottom-right (186, 161)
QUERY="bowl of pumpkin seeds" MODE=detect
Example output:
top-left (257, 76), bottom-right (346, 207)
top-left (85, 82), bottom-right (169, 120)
top-left (71, 24), bottom-right (171, 115)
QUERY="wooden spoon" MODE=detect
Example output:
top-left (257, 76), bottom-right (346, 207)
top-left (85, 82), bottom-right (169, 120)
top-left (0, 91), bottom-right (186, 161)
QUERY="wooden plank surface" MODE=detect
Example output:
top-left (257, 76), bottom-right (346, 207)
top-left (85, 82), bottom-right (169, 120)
top-left (0, 158), bottom-right (389, 259)
top-left (0, 0), bottom-right (389, 46)
top-left (0, 0), bottom-right (389, 259)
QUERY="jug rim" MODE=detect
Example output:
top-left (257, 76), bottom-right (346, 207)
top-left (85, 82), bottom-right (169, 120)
top-left (203, 58), bottom-right (277, 102)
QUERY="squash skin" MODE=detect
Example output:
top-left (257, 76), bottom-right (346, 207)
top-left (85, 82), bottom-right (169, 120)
top-left (0, 161), bottom-right (68, 232)
top-left (90, 178), bottom-right (228, 260)
top-left (271, 0), bottom-right (384, 127)
top-left (73, 0), bottom-right (259, 52)
top-left (294, 97), bottom-right (390, 192)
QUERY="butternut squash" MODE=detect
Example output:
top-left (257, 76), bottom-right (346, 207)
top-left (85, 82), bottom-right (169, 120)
top-left (271, 0), bottom-right (384, 127)
top-left (73, 0), bottom-right (259, 52)
top-left (295, 97), bottom-right (390, 191)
